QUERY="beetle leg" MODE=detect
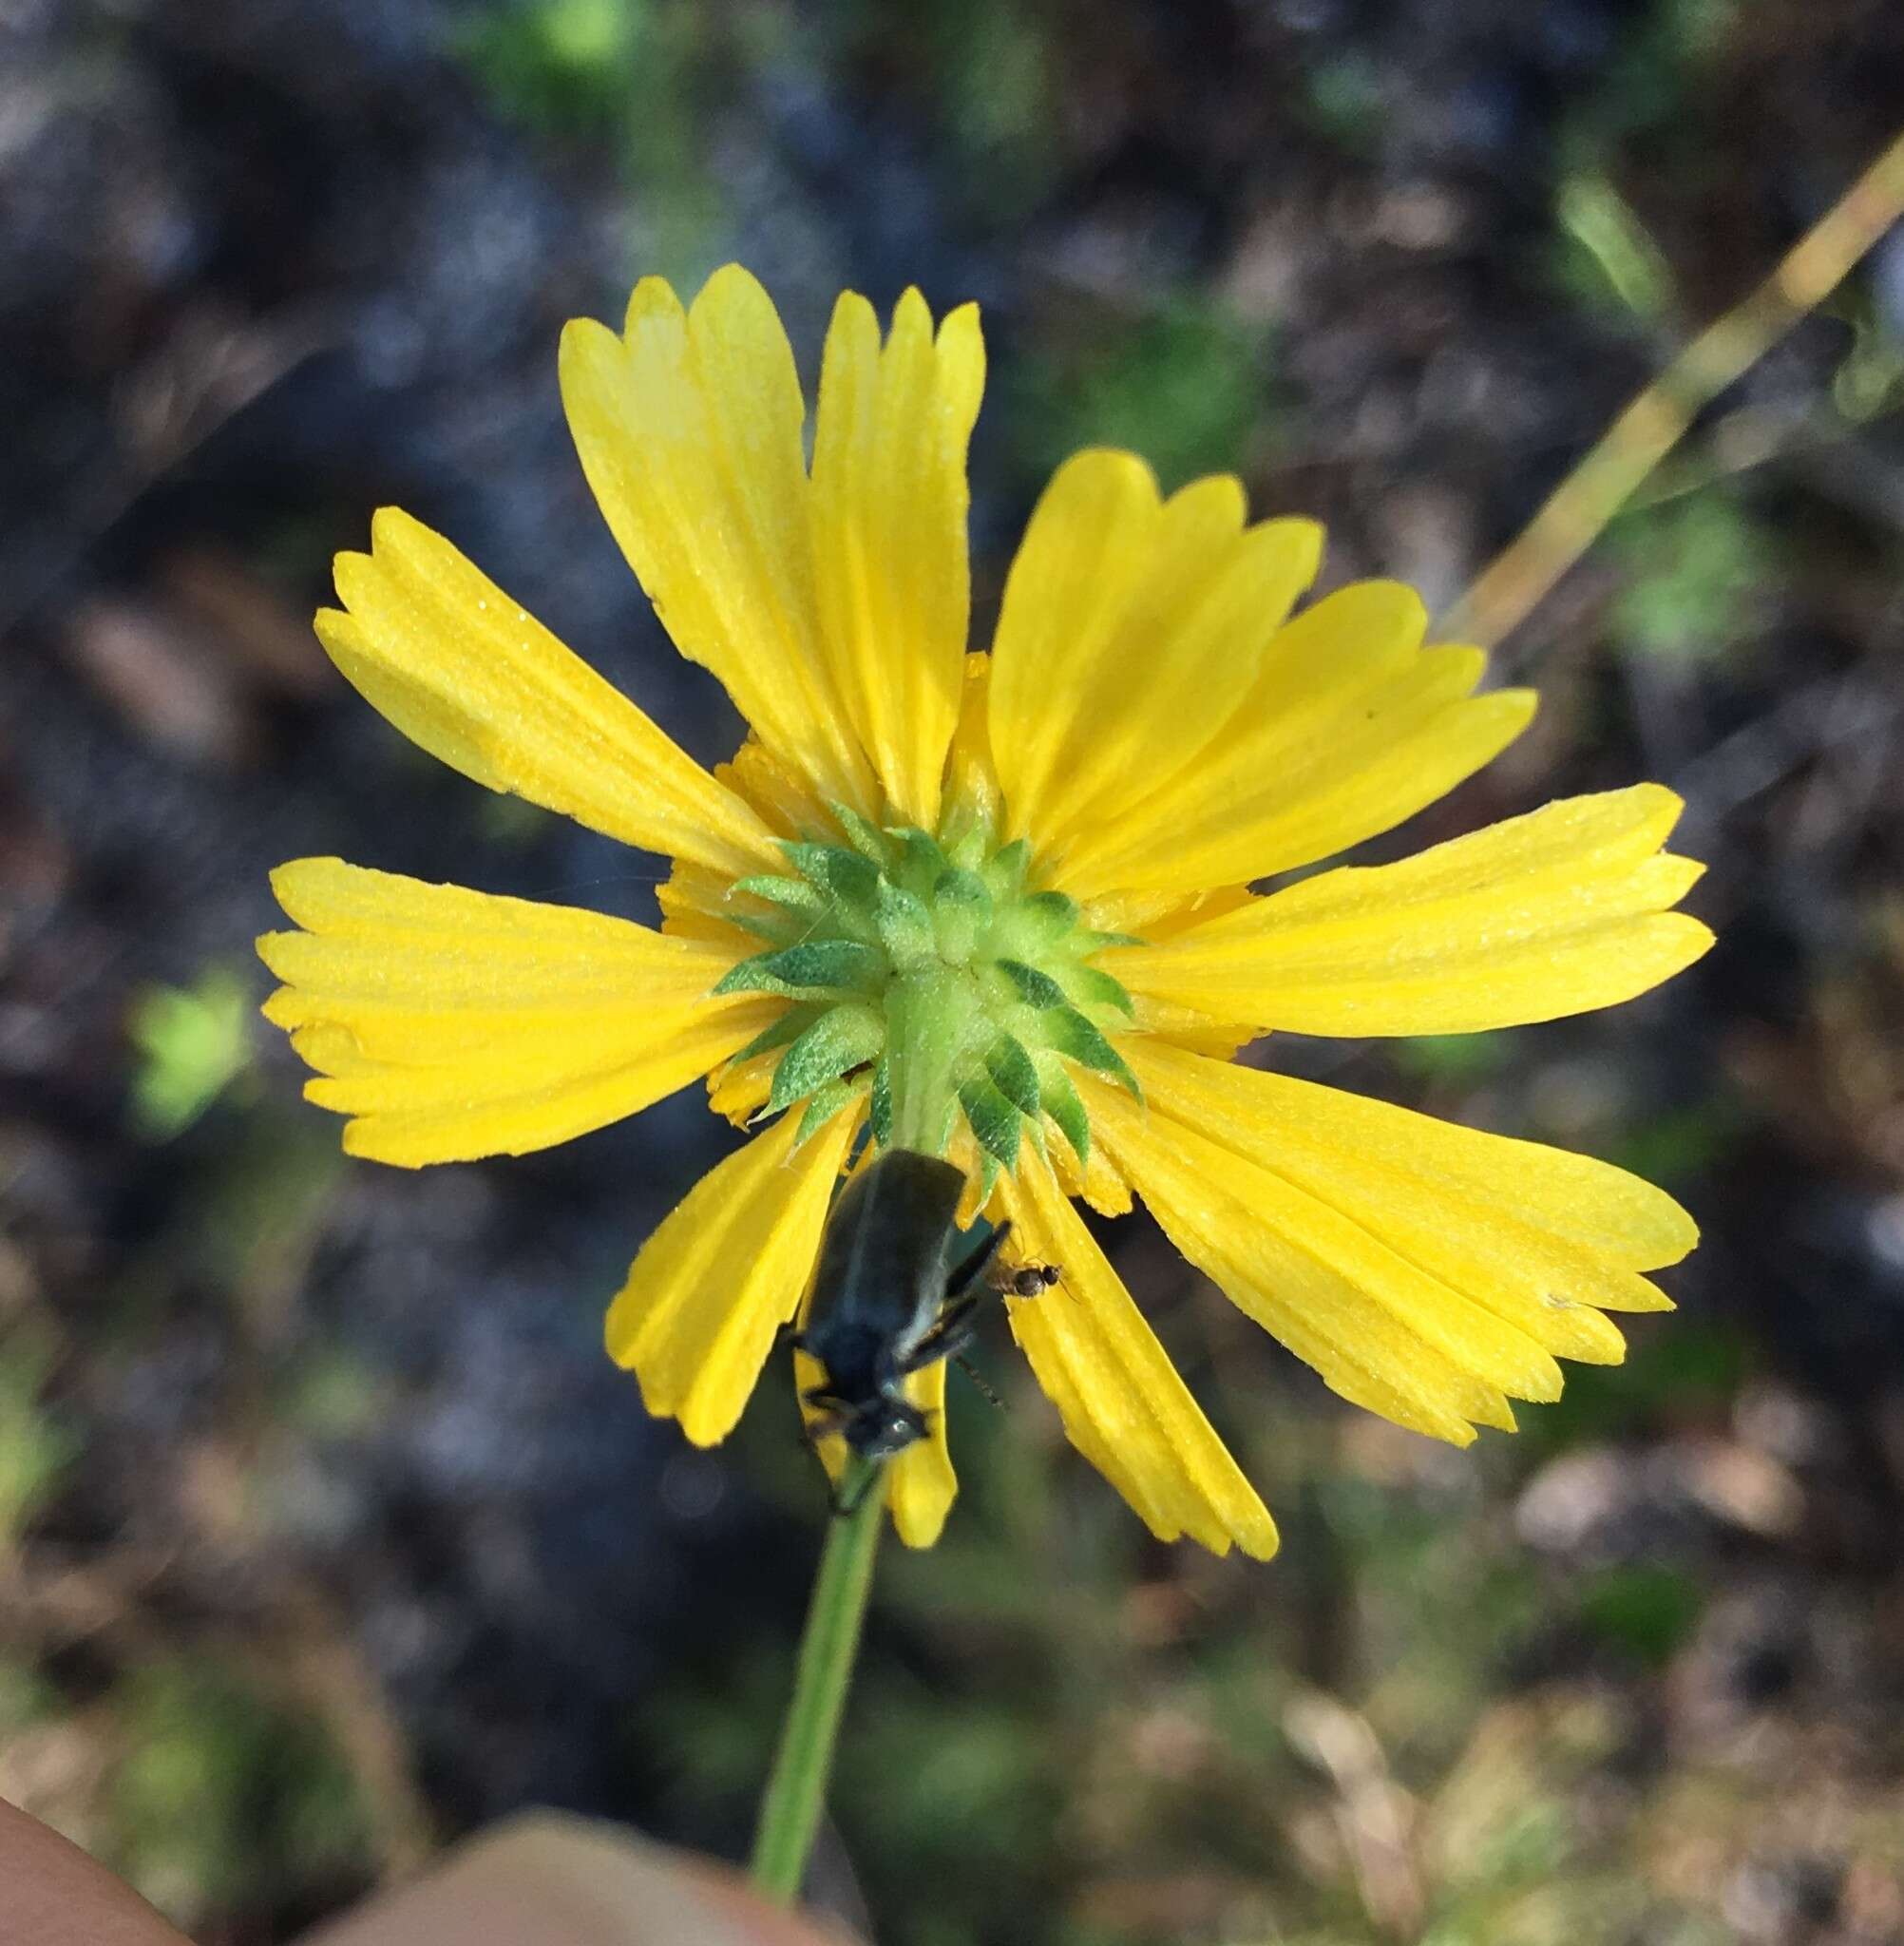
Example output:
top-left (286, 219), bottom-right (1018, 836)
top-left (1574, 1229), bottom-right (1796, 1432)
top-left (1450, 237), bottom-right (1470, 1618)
top-left (944, 1220), bottom-right (1012, 1302)
top-left (899, 1292), bottom-right (982, 1375)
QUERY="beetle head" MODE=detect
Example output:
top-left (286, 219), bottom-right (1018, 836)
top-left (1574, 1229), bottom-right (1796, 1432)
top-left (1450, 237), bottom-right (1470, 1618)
top-left (847, 1394), bottom-right (930, 1460)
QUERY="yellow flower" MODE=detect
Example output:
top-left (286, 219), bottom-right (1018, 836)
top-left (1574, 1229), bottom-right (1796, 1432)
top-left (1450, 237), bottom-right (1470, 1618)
top-left (258, 265), bottom-right (1713, 1560)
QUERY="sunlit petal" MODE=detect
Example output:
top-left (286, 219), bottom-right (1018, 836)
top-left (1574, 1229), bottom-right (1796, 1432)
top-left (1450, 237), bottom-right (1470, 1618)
top-left (998, 1152), bottom-right (1278, 1557)
top-left (607, 1103), bottom-right (859, 1446)
top-left (259, 859), bottom-right (769, 1166)
top-left (1117, 786), bottom-right (1712, 1035)
top-left (321, 508), bottom-right (776, 877)
top-left (886, 1356), bottom-right (959, 1548)
top-left (561, 266), bottom-right (874, 810)
top-left (813, 289), bottom-right (984, 827)
top-left (989, 450), bottom-right (1322, 848)
top-left (1084, 1076), bottom-right (1530, 1443)
top-left (1129, 1040), bottom-right (1685, 1365)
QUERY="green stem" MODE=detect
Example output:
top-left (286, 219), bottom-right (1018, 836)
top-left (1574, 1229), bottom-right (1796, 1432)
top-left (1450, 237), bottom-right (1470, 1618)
top-left (749, 1456), bottom-right (885, 1904)
top-left (885, 966), bottom-right (973, 1154)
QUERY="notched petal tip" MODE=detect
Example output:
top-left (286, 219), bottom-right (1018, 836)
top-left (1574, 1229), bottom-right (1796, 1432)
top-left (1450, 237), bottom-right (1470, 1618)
top-left (1351, 577), bottom-right (1430, 640)
top-left (1492, 685), bottom-right (1540, 729)
top-left (1171, 469), bottom-right (1247, 516)
top-left (328, 551), bottom-right (374, 609)
top-left (1635, 1185), bottom-right (1700, 1269)
top-left (254, 933), bottom-right (297, 985)
top-left (1234, 1508), bottom-right (1283, 1562)
top-left (368, 503), bottom-right (422, 550)
top-left (337, 1115), bottom-right (428, 1170)
top-left (889, 283), bottom-right (934, 334)
top-left (674, 1392), bottom-right (739, 1449)
top-left (1053, 445), bottom-right (1163, 500)
top-left (260, 864), bottom-right (346, 946)
top-left (937, 297), bottom-right (983, 351)
top-left (891, 1499), bottom-right (953, 1550)
top-left (1422, 642), bottom-right (1489, 693)
top-left (826, 285), bottom-right (880, 339)
top-left (692, 260), bottom-right (771, 312)
top-left (258, 983), bottom-right (300, 1030)
top-left (932, 300), bottom-right (985, 427)
top-left (1255, 513), bottom-right (1325, 592)
top-left (620, 273), bottom-right (687, 337)
top-left (558, 312), bottom-right (625, 371)
top-left (1634, 911), bottom-right (1718, 990)
top-left (1615, 779), bottom-right (1689, 848)
top-left (313, 605), bottom-right (356, 652)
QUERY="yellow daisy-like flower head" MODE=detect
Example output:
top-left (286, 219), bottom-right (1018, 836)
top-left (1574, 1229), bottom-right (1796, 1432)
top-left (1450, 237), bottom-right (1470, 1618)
top-left (258, 265), bottom-right (1713, 1558)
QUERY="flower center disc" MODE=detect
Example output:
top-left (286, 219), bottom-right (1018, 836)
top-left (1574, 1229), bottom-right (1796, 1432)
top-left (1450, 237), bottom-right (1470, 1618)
top-left (713, 807), bottom-right (1138, 1185)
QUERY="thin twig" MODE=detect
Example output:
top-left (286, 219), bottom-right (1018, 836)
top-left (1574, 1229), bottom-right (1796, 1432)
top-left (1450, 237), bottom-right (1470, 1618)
top-left (1443, 126), bottom-right (1904, 649)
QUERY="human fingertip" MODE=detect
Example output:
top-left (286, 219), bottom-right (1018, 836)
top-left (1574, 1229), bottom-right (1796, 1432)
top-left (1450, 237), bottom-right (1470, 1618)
top-left (296, 1813), bottom-right (861, 1946)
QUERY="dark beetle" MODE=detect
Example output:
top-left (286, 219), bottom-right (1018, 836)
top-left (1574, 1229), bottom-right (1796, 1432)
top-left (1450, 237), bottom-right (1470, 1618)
top-left (794, 1146), bottom-right (1053, 1463)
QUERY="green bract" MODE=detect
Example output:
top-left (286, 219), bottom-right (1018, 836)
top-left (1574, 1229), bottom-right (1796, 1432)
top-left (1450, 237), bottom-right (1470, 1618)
top-left (712, 809), bottom-right (1140, 1189)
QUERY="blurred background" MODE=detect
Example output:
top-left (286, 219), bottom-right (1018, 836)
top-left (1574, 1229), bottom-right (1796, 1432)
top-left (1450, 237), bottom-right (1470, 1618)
top-left (5, 1), bottom-right (1904, 1941)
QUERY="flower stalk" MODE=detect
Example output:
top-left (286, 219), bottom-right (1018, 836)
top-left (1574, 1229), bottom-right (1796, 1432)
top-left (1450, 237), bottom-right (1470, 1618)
top-left (749, 1455), bottom-right (886, 1904)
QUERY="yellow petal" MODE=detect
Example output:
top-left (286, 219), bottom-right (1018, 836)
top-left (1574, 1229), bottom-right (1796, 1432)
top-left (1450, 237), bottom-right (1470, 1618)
top-left (1081, 883), bottom-right (1253, 941)
top-left (607, 1102), bottom-right (859, 1446)
top-left (1129, 1040), bottom-right (1685, 1377)
top-left (320, 507), bottom-right (773, 878)
top-left (1065, 635), bottom-right (1536, 894)
top-left (988, 451), bottom-right (1323, 847)
top-left (714, 735), bottom-right (831, 841)
top-left (987, 450), bottom-right (1162, 830)
top-left (258, 859), bottom-right (771, 1166)
top-left (886, 1355), bottom-right (959, 1548)
top-left (812, 289), bottom-right (984, 827)
top-left (1055, 578), bottom-right (1416, 893)
top-left (706, 1044), bottom-right (781, 1129)
top-left (654, 864), bottom-right (761, 955)
top-left (793, 1342), bottom-right (846, 1479)
top-left (1118, 785), bottom-right (1713, 1036)
top-left (560, 267), bottom-right (874, 811)
top-left (997, 1153), bottom-right (1278, 1557)
top-left (1082, 1076), bottom-right (1528, 1443)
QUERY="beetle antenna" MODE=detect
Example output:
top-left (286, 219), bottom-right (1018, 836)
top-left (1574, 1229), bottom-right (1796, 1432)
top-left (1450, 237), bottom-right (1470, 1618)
top-left (954, 1353), bottom-right (1005, 1411)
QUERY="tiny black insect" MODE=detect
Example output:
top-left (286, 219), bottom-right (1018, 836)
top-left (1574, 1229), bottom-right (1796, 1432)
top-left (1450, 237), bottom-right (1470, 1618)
top-left (999, 1262), bottom-right (1062, 1299)
top-left (793, 1146), bottom-right (1056, 1470)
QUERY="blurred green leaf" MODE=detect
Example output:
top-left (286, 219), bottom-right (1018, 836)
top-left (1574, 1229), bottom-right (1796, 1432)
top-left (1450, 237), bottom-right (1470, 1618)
top-left (110, 1660), bottom-right (372, 1921)
top-left (1530, 1322), bottom-right (1747, 1449)
top-left (1560, 0), bottom-right (1744, 159)
top-left (126, 966), bottom-right (255, 1140)
top-left (1828, 286), bottom-right (1904, 423)
top-left (455, 0), bottom-right (647, 132)
top-left (455, 0), bottom-right (725, 279)
top-left (1608, 489), bottom-right (1768, 665)
top-left (1009, 301), bottom-right (1269, 492)
top-left (1300, 53), bottom-right (1385, 155)
top-left (1392, 1033), bottom-right (1510, 1086)
top-left (1576, 1563), bottom-right (1705, 1667)
top-left (1553, 173), bottom-right (1674, 324)
top-left (898, 0), bottom-right (1058, 208)
top-left (1610, 1098), bottom-right (1740, 1186)
top-left (0, 1318), bottom-right (75, 1543)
